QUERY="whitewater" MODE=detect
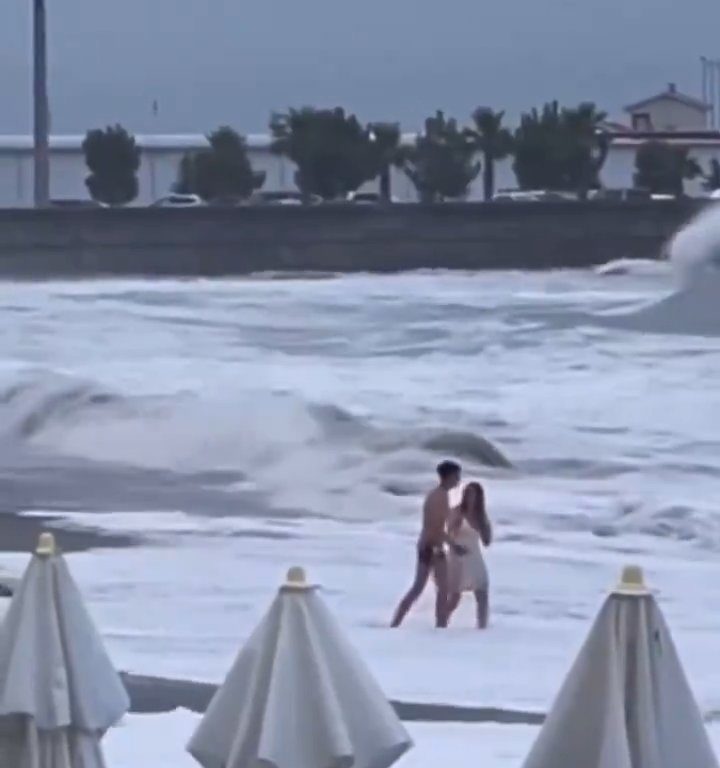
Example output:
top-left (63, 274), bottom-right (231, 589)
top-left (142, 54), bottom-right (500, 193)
top-left (2, 208), bottom-right (720, 766)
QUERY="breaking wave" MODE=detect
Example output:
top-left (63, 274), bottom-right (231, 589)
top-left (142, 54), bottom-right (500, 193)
top-left (597, 204), bottom-right (720, 337)
top-left (594, 258), bottom-right (670, 278)
top-left (0, 372), bottom-right (512, 519)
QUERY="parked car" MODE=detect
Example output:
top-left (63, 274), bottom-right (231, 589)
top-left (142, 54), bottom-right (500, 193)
top-left (588, 188), bottom-right (651, 201)
top-left (346, 191), bottom-right (401, 204)
top-left (151, 193), bottom-right (204, 208)
top-left (492, 190), bottom-right (577, 202)
top-left (48, 198), bottom-right (107, 209)
top-left (250, 191), bottom-right (323, 206)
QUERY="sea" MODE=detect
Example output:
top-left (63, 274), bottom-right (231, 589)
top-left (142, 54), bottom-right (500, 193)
top-left (2, 205), bottom-right (720, 766)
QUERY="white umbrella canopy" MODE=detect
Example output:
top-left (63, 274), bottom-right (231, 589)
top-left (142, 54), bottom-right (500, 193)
top-left (0, 571), bottom-right (16, 624)
top-left (0, 532), bottom-right (130, 768)
top-left (188, 566), bottom-right (413, 768)
top-left (522, 565), bottom-right (718, 768)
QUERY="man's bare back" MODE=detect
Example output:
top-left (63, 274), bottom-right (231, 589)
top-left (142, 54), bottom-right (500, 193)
top-left (420, 486), bottom-right (452, 549)
top-left (391, 460), bottom-right (462, 628)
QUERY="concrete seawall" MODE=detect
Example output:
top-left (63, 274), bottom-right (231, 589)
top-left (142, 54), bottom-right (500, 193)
top-left (0, 200), bottom-right (704, 277)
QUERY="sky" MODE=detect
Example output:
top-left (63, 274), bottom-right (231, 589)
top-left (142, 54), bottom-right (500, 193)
top-left (1, 0), bottom-right (720, 136)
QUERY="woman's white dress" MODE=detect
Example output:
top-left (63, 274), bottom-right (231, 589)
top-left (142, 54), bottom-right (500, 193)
top-left (448, 517), bottom-right (489, 592)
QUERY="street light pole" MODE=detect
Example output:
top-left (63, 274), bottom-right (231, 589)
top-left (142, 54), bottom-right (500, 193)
top-left (33, 0), bottom-right (50, 207)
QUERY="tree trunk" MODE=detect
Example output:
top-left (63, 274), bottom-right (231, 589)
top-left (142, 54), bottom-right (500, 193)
top-left (482, 153), bottom-right (494, 201)
top-left (379, 165), bottom-right (391, 203)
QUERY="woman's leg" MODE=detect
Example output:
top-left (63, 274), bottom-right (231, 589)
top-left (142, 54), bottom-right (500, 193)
top-left (391, 559), bottom-right (431, 627)
top-left (474, 589), bottom-right (489, 629)
top-left (445, 592), bottom-right (462, 624)
top-left (433, 555), bottom-right (450, 628)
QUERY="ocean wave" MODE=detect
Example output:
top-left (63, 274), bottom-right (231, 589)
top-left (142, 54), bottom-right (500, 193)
top-left (594, 258), bottom-right (670, 278)
top-left (0, 375), bottom-right (126, 439)
top-left (421, 431), bottom-right (512, 468)
top-left (0, 372), bottom-right (512, 520)
top-left (591, 207), bottom-right (720, 337)
top-left (606, 501), bottom-right (720, 546)
top-left (597, 274), bottom-right (720, 337)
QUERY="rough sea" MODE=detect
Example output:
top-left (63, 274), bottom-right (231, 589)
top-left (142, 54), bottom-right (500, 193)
top-left (2, 204), bottom-right (720, 766)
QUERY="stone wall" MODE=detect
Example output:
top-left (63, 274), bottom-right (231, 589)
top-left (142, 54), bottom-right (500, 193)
top-left (0, 200), bottom-right (704, 277)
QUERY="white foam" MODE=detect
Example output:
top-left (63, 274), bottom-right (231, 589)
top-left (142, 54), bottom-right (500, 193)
top-left (594, 258), bottom-right (669, 278)
top-left (599, 274), bottom-right (720, 337)
top-left (102, 711), bottom-right (720, 768)
top-left (5, 511), bottom-right (720, 717)
top-left (669, 203), bottom-right (720, 285)
top-left (1, 270), bottom-right (720, 732)
top-left (590, 205), bottom-right (720, 337)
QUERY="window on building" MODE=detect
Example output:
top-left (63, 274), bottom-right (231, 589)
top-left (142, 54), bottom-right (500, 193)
top-left (632, 113), bottom-right (652, 131)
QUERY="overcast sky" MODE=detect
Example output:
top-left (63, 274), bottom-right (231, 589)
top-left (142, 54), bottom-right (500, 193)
top-left (2, 0), bottom-right (719, 135)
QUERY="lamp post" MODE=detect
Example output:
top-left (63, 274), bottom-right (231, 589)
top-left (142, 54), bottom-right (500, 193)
top-left (368, 129), bottom-right (389, 202)
top-left (369, 122), bottom-right (398, 204)
top-left (33, 0), bottom-right (50, 207)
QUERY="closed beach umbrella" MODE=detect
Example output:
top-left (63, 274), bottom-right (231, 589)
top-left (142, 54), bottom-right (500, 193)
top-left (188, 566), bottom-right (412, 768)
top-left (0, 571), bottom-right (15, 623)
top-left (0, 532), bottom-right (129, 768)
top-left (522, 565), bottom-right (718, 768)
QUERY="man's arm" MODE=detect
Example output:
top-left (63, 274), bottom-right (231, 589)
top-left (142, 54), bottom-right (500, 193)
top-left (443, 531), bottom-right (466, 553)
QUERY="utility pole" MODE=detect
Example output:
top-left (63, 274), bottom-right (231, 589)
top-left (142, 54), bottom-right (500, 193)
top-left (33, 0), bottom-right (50, 207)
top-left (715, 59), bottom-right (720, 130)
top-left (709, 60), bottom-right (717, 129)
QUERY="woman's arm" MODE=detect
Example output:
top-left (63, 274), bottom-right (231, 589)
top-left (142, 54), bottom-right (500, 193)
top-left (479, 517), bottom-right (492, 547)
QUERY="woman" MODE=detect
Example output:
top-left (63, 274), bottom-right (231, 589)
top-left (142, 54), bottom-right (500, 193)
top-left (446, 481), bottom-right (492, 628)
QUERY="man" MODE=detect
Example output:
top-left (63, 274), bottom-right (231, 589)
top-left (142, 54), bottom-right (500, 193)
top-left (391, 460), bottom-right (463, 628)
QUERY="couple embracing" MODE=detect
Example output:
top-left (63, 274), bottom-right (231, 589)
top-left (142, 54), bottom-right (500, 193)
top-left (391, 460), bottom-right (492, 629)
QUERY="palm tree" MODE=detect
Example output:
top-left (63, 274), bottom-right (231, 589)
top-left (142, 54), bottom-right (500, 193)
top-left (471, 108), bottom-right (513, 201)
top-left (563, 102), bottom-right (609, 198)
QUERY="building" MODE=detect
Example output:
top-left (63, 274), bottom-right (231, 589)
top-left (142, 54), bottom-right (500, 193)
top-left (623, 82), bottom-right (711, 131)
top-left (0, 134), bottom-right (289, 207)
top-left (0, 133), bottom-right (422, 207)
top-left (0, 84), bottom-right (718, 205)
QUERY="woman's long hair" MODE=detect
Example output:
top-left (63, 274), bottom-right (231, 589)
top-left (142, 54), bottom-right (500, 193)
top-left (461, 482), bottom-right (492, 547)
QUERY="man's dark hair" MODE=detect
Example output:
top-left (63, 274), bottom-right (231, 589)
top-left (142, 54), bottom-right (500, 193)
top-left (436, 460), bottom-right (461, 479)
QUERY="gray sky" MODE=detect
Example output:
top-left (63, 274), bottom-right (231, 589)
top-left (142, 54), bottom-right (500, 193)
top-left (2, 0), bottom-right (719, 135)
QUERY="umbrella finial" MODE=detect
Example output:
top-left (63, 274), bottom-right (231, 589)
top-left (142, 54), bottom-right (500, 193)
top-left (36, 532), bottom-right (56, 557)
top-left (286, 566), bottom-right (306, 584)
top-left (613, 564), bottom-right (650, 596)
top-left (281, 566), bottom-right (314, 592)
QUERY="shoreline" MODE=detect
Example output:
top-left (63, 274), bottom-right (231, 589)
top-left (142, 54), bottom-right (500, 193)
top-left (0, 511), bottom-right (139, 555)
top-left (0, 200), bottom-right (696, 276)
top-left (0, 512), bottom-right (545, 726)
top-left (120, 672), bottom-right (545, 724)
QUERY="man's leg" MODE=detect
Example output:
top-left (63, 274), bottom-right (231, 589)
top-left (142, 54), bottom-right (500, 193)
top-left (433, 555), bottom-right (449, 628)
top-left (391, 558), bottom-right (430, 627)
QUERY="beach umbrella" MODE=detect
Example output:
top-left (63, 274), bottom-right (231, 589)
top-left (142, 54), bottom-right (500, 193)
top-left (522, 565), bottom-right (718, 768)
top-left (0, 571), bottom-right (15, 623)
top-left (188, 566), bottom-right (412, 768)
top-left (0, 532), bottom-right (130, 768)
